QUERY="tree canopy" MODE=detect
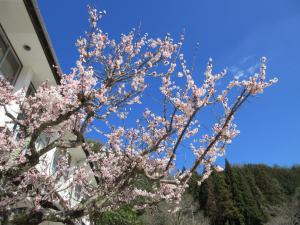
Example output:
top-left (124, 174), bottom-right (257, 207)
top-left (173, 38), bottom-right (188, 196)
top-left (0, 6), bottom-right (277, 225)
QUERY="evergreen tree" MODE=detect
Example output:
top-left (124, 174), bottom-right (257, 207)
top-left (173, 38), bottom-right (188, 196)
top-left (224, 160), bottom-right (245, 224)
top-left (249, 165), bottom-right (284, 205)
top-left (204, 175), bottom-right (218, 219)
top-left (242, 167), bottom-right (267, 223)
top-left (184, 162), bottom-right (300, 225)
top-left (235, 169), bottom-right (266, 224)
top-left (213, 172), bottom-right (242, 225)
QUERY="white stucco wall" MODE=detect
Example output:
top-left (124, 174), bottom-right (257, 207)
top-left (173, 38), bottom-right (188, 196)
top-left (0, 67), bottom-right (33, 128)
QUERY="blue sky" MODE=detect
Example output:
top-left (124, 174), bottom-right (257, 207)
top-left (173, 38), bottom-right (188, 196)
top-left (38, 0), bottom-right (300, 167)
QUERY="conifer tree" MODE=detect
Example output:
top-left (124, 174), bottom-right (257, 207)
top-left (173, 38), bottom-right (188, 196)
top-left (224, 160), bottom-right (245, 224)
top-left (213, 172), bottom-right (242, 225)
top-left (242, 167), bottom-right (267, 223)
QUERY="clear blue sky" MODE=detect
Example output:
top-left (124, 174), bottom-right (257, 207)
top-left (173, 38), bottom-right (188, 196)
top-left (38, 0), bottom-right (300, 167)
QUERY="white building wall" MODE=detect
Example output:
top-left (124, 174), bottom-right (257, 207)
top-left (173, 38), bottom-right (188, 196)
top-left (13, 67), bottom-right (33, 94)
top-left (0, 67), bottom-right (33, 128)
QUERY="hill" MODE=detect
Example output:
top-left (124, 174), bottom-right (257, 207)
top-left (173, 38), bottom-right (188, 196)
top-left (94, 161), bottom-right (300, 225)
top-left (186, 161), bottom-right (300, 225)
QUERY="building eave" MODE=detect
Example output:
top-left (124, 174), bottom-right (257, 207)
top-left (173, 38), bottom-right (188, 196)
top-left (23, 0), bottom-right (61, 84)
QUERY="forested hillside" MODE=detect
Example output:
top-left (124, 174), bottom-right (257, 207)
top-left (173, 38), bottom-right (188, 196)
top-left (187, 161), bottom-right (300, 225)
top-left (94, 162), bottom-right (300, 225)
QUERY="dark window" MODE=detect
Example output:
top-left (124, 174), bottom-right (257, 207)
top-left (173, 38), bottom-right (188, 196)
top-left (13, 83), bottom-right (35, 134)
top-left (74, 184), bottom-right (82, 200)
top-left (26, 83), bottom-right (36, 97)
top-left (51, 150), bottom-right (60, 175)
top-left (51, 150), bottom-right (71, 177)
top-left (0, 25), bottom-right (22, 85)
top-left (0, 33), bottom-right (7, 60)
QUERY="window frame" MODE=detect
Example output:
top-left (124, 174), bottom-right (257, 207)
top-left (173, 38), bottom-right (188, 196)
top-left (12, 83), bottom-right (36, 134)
top-left (51, 149), bottom-right (72, 177)
top-left (0, 24), bottom-right (23, 85)
top-left (26, 82), bottom-right (36, 97)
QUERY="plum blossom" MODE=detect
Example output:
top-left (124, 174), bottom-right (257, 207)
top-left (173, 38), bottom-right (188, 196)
top-left (0, 6), bottom-right (277, 224)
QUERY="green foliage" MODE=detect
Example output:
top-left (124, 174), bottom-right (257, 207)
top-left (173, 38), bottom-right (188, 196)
top-left (188, 161), bottom-right (300, 225)
top-left (91, 162), bottom-right (300, 225)
top-left (93, 206), bottom-right (143, 225)
top-left (213, 172), bottom-right (243, 225)
top-left (87, 139), bottom-right (102, 153)
top-left (244, 164), bottom-right (284, 205)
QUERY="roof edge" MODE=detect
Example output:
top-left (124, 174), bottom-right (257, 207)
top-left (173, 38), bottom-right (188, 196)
top-left (23, 0), bottom-right (61, 84)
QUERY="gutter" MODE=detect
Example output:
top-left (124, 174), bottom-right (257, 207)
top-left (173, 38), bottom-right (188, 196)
top-left (23, 0), bottom-right (61, 84)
